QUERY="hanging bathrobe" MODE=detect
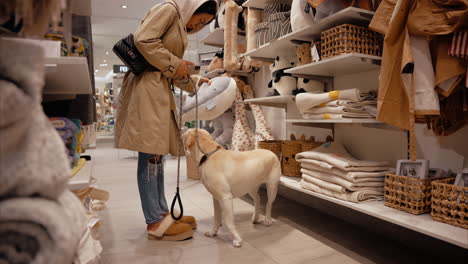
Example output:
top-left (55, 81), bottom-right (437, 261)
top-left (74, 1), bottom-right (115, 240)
top-left (231, 85), bottom-right (275, 151)
top-left (231, 87), bottom-right (255, 151)
top-left (246, 86), bottom-right (275, 148)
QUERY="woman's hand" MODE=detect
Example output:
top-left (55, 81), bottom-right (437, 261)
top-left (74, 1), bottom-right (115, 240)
top-left (198, 77), bottom-right (210, 86)
top-left (175, 60), bottom-right (194, 78)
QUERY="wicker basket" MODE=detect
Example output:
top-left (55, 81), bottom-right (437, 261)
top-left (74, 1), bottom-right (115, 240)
top-left (431, 178), bottom-right (467, 229)
top-left (296, 43), bottom-right (312, 66)
top-left (255, 22), bottom-right (270, 48)
top-left (281, 134), bottom-right (321, 177)
top-left (320, 24), bottom-right (382, 60)
top-left (384, 174), bottom-right (447, 215)
top-left (258, 140), bottom-right (282, 160)
top-left (186, 154), bottom-right (201, 180)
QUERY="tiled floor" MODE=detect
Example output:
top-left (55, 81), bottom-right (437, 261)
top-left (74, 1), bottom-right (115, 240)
top-left (92, 137), bottom-right (446, 264)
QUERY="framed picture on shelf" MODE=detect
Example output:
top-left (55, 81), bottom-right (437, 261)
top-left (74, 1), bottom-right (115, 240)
top-left (454, 168), bottom-right (468, 187)
top-left (396, 159), bottom-right (429, 179)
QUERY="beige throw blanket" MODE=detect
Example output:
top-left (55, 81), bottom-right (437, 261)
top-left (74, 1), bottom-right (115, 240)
top-left (300, 180), bottom-right (384, 203)
top-left (296, 142), bottom-right (390, 171)
top-left (300, 161), bottom-right (391, 182)
top-left (301, 169), bottom-right (384, 191)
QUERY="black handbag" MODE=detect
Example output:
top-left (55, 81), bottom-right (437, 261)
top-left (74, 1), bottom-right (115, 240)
top-left (112, 33), bottom-right (156, 75)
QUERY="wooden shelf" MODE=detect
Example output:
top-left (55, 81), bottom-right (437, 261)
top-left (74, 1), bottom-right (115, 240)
top-left (44, 57), bottom-right (92, 94)
top-left (244, 8), bottom-right (375, 61)
top-left (242, 95), bottom-right (294, 107)
top-left (280, 176), bottom-right (468, 249)
top-left (69, 159), bottom-right (93, 191)
top-left (285, 53), bottom-right (382, 77)
top-left (287, 118), bottom-right (380, 124)
top-left (201, 28), bottom-right (246, 48)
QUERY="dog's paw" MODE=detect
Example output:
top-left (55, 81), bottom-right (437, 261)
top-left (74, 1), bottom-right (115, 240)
top-left (252, 216), bottom-right (260, 224)
top-left (263, 218), bottom-right (273, 226)
top-left (233, 239), bottom-right (242, 248)
top-left (205, 231), bottom-right (217, 237)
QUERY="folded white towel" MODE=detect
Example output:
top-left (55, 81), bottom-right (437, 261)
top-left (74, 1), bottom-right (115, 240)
top-left (300, 179), bottom-right (383, 203)
top-left (0, 190), bottom-right (86, 264)
top-left (296, 89), bottom-right (363, 114)
top-left (300, 161), bottom-right (390, 181)
top-left (302, 112), bottom-right (374, 119)
top-left (301, 169), bottom-right (384, 191)
top-left (296, 142), bottom-right (390, 170)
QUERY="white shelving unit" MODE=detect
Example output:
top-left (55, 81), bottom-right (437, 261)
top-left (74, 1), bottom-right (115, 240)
top-left (68, 160), bottom-right (93, 191)
top-left (243, 95), bottom-right (294, 107)
top-left (285, 53), bottom-right (382, 77)
top-left (244, 8), bottom-right (375, 61)
top-left (201, 28), bottom-right (246, 48)
top-left (286, 118), bottom-right (380, 124)
top-left (280, 176), bottom-right (468, 249)
top-left (44, 57), bottom-right (92, 94)
top-left (243, 0), bottom-right (269, 9)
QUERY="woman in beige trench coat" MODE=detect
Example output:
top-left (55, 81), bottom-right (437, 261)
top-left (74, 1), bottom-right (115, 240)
top-left (115, 0), bottom-right (218, 241)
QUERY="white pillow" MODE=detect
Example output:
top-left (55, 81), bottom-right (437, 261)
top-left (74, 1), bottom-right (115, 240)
top-left (182, 77), bottom-right (237, 122)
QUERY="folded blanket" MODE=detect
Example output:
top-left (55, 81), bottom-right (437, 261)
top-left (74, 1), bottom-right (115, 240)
top-left (0, 191), bottom-right (85, 264)
top-left (296, 142), bottom-right (390, 171)
top-left (301, 169), bottom-right (384, 191)
top-left (322, 99), bottom-right (377, 108)
top-left (296, 89), bottom-right (364, 113)
top-left (301, 161), bottom-right (391, 181)
top-left (300, 179), bottom-right (383, 203)
top-left (302, 112), bottom-right (374, 119)
top-left (0, 38), bottom-right (70, 200)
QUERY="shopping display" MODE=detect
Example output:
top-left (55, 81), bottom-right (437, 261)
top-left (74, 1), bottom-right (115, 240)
top-left (3, 0), bottom-right (468, 260)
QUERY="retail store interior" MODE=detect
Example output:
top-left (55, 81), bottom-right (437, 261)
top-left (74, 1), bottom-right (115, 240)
top-left (1, 0), bottom-right (467, 263)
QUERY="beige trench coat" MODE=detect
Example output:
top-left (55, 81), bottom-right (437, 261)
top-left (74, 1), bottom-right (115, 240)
top-left (115, 1), bottom-right (197, 155)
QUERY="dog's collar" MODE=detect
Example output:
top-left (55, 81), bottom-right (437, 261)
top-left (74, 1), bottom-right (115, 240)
top-left (198, 146), bottom-right (221, 167)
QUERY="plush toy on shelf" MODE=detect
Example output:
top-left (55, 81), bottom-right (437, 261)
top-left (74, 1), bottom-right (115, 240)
top-left (267, 56), bottom-right (298, 96)
top-left (210, 109), bottom-right (235, 149)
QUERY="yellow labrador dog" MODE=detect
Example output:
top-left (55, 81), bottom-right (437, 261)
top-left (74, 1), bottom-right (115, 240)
top-left (183, 129), bottom-right (281, 247)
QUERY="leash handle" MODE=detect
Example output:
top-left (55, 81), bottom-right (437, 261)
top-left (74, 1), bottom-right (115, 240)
top-left (170, 187), bottom-right (183, 220)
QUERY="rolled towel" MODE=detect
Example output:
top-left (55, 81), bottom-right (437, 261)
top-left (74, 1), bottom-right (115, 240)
top-left (296, 142), bottom-right (390, 171)
top-left (300, 161), bottom-right (391, 181)
top-left (0, 37), bottom-right (70, 199)
top-left (295, 89), bottom-right (363, 114)
top-left (301, 169), bottom-right (384, 191)
top-left (300, 180), bottom-right (383, 203)
top-left (0, 191), bottom-right (84, 264)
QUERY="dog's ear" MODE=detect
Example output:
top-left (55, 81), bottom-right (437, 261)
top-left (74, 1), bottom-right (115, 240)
top-left (184, 130), bottom-right (196, 150)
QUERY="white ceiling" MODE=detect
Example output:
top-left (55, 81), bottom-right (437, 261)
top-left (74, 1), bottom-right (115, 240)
top-left (91, 0), bottom-right (217, 79)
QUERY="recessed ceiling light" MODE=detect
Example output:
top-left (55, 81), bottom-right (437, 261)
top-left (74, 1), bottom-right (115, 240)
top-left (121, 5), bottom-right (128, 9)
top-left (100, 64), bottom-right (108, 67)
top-left (105, 52), bottom-right (109, 55)
top-left (95, 70), bottom-right (99, 73)
top-left (103, 60), bottom-right (107, 63)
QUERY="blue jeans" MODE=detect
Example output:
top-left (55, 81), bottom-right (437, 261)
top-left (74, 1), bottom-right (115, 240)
top-left (137, 152), bottom-right (169, 224)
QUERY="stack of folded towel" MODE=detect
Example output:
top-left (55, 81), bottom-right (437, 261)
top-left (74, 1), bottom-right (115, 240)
top-left (0, 38), bottom-right (100, 264)
top-left (295, 88), bottom-right (378, 120)
top-left (296, 142), bottom-right (394, 203)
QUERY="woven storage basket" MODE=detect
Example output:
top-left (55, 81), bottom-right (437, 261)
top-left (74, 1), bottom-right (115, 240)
top-left (320, 24), bottom-right (381, 60)
top-left (258, 140), bottom-right (282, 160)
top-left (186, 154), bottom-right (201, 180)
top-left (255, 22), bottom-right (270, 47)
top-left (431, 178), bottom-right (467, 229)
top-left (263, 3), bottom-right (291, 21)
top-left (384, 174), bottom-right (447, 215)
top-left (296, 43), bottom-right (312, 66)
top-left (281, 134), bottom-right (321, 177)
top-left (268, 11), bottom-right (292, 40)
